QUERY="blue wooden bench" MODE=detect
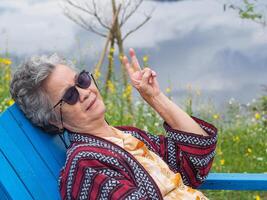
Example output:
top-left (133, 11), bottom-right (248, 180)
top-left (0, 104), bottom-right (266, 199)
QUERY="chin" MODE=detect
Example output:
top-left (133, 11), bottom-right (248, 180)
top-left (91, 99), bottom-right (106, 116)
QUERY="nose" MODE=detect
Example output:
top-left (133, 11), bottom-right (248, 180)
top-left (76, 87), bottom-right (90, 102)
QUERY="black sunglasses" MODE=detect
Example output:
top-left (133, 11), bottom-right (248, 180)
top-left (53, 70), bottom-right (93, 108)
top-left (53, 70), bottom-right (99, 132)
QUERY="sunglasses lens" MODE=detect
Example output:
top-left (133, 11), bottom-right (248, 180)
top-left (63, 87), bottom-right (79, 105)
top-left (77, 71), bottom-right (91, 89)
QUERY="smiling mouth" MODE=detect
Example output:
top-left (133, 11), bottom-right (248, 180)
top-left (86, 97), bottom-right (97, 111)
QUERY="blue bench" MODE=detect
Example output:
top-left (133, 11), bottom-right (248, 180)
top-left (0, 104), bottom-right (266, 199)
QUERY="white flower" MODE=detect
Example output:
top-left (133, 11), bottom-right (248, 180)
top-left (256, 157), bottom-right (263, 161)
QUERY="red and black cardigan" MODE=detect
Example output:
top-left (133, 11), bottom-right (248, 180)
top-left (59, 117), bottom-right (217, 200)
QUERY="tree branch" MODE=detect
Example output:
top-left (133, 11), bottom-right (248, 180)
top-left (122, 12), bottom-right (152, 41)
top-left (120, 0), bottom-right (131, 25)
top-left (120, 0), bottom-right (143, 27)
top-left (91, 0), bottom-right (110, 29)
top-left (64, 0), bottom-right (110, 30)
top-left (64, 8), bottom-right (107, 38)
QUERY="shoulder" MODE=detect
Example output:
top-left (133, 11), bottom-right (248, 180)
top-left (66, 142), bottom-right (121, 163)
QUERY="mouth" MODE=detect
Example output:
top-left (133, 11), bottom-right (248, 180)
top-left (86, 96), bottom-right (97, 111)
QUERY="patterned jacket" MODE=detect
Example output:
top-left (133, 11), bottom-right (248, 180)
top-left (59, 117), bottom-right (217, 200)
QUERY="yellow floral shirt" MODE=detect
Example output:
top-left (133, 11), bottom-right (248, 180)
top-left (103, 127), bottom-right (208, 200)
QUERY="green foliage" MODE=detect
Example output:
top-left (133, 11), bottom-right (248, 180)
top-left (239, 0), bottom-right (262, 20)
top-left (0, 56), bottom-right (14, 113)
top-left (227, 0), bottom-right (266, 25)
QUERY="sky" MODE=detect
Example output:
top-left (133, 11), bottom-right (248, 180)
top-left (0, 0), bottom-right (266, 109)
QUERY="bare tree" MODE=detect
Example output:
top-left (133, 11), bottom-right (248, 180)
top-left (61, 0), bottom-right (154, 114)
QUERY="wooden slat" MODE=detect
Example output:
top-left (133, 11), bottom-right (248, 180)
top-left (9, 104), bottom-right (66, 172)
top-left (0, 107), bottom-right (62, 199)
top-left (200, 173), bottom-right (267, 190)
top-left (0, 126), bottom-right (49, 199)
top-left (0, 105), bottom-right (63, 179)
top-left (0, 182), bottom-right (12, 200)
top-left (0, 150), bottom-right (33, 200)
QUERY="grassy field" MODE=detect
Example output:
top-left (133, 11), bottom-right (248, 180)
top-left (1, 57), bottom-right (266, 200)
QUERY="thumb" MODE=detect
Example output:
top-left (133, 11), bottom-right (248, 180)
top-left (141, 69), bottom-right (152, 86)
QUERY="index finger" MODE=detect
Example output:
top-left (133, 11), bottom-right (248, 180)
top-left (129, 48), bottom-right (142, 72)
top-left (122, 56), bottom-right (134, 77)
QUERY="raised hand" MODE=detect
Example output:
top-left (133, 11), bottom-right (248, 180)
top-left (122, 48), bottom-right (161, 100)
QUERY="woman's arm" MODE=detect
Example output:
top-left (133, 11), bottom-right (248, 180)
top-left (122, 49), bottom-right (217, 187)
top-left (117, 122), bottom-right (217, 188)
top-left (144, 92), bottom-right (208, 136)
top-left (123, 48), bottom-right (207, 136)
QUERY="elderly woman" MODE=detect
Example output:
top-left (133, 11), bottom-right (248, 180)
top-left (10, 49), bottom-right (217, 200)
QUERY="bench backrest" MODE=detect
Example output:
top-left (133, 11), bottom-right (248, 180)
top-left (0, 104), bottom-right (66, 200)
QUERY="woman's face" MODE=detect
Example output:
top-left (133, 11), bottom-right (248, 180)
top-left (43, 64), bottom-right (106, 132)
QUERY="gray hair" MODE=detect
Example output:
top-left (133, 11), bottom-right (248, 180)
top-left (10, 53), bottom-right (77, 134)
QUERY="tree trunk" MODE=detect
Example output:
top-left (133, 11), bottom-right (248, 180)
top-left (104, 36), bottom-right (115, 96)
top-left (112, 0), bottom-right (133, 114)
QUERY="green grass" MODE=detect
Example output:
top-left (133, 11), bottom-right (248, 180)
top-left (204, 123), bottom-right (267, 200)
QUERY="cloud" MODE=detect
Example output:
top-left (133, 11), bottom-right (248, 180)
top-left (0, 0), bottom-right (75, 55)
top-left (0, 0), bottom-right (266, 107)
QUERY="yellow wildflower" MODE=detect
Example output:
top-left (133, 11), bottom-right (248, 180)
top-left (233, 136), bottom-right (240, 142)
top-left (110, 47), bottom-right (115, 53)
top-left (123, 84), bottom-right (132, 99)
top-left (94, 68), bottom-right (101, 80)
top-left (255, 112), bottom-right (261, 120)
top-left (166, 87), bottom-right (171, 93)
top-left (220, 159), bottom-right (225, 165)
top-left (255, 195), bottom-right (261, 200)
top-left (142, 55), bottom-right (148, 63)
top-left (0, 58), bottom-right (12, 65)
top-left (217, 149), bottom-right (223, 155)
top-left (7, 99), bottom-right (14, 106)
top-left (247, 148), bottom-right (252, 153)
top-left (108, 55), bottom-right (113, 61)
top-left (107, 80), bottom-right (115, 93)
top-left (119, 54), bottom-right (124, 61)
top-left (4, 73), bottom-right (11, 81)
top-left (213, 114), bottom-right (219, 120)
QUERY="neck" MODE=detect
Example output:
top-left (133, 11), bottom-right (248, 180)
top-left (67, 117), bottom-right (117, 138)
